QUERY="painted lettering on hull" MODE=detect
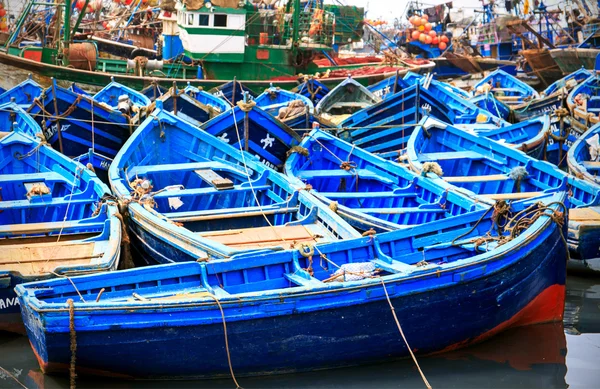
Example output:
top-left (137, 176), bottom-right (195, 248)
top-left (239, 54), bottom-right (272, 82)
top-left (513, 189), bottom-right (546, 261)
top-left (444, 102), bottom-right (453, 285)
top-left (0, 297), bottom-right (19, 310)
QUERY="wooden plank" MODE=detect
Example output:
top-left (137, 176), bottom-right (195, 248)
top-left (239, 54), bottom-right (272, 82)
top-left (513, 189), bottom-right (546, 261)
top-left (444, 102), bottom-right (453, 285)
top-left (199, 225), bottom-right (325, 249)
top-left (195, 169), bottom-right (234, 190)
top-left (0, 242), bottom-right (97, 275)
top-left (444, 174), bottom-right (508, 183)
top-left (481, 192), bottom-right (543, 200)
top-left (569, 207), bottom-right (600, 222)
top-left (0, 220), bottom-right (104, 235)
top-left (582, 161), bottom-right (600, 169)
top-left (495, 95), bottom-right (525, 101)
top-left (419, 151), bottom-right (484, 161)
top-left (167, 206), bottom-right (298, 222)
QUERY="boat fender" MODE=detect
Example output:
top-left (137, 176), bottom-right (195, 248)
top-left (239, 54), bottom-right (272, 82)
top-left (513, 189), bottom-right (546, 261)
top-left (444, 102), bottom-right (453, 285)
top-left (586, 134), bottom-right (600, 161)
top-left (117, 95), bottom-right (132, 114)
top-left (421, 162), bottom-right (443, 177)
top-left (509, 167), bottom-right (528, 193)
top-left (324, 262), bottom-right (378, 282)
top-left (286, 145), bottom-right (309, 158)
top-left (146, 59), bottom-right (164, 71)
top-left (126, 58), bottom-right (137, 71)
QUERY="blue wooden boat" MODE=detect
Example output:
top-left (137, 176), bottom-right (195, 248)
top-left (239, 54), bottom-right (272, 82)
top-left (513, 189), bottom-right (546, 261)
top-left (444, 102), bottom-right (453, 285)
top-left (407, 116), bottom-right (600, 264)
top-left (209, 80), bottom-right (257, 106)
top-left (293, 77), bottom-right (329, 105)
top-left (567, 74), bottom-right (600, 128)
top-left (92, 78), bottom-right (151, 117)
top-left (403, 72), bottom-right (471, 99)
top-left (15, 187), bottom-right (567, 378)
top-left (543, 68), bottom-right (592, 97)
top-left (472, 69), bottom-right (539, 107)
top-left (140, 83), bottom-right (169, 102)
top-left (155, 84), bottom-right (231, 127)
top-left (568, 122), bottom-right (600, 185)
top-left (201, 101), bottom-right (301, 171)
top-left (284, 128), bottom-right (485, 232)
top-left (184, 84), bottom-right (231, 116)
top-left (470, 94), bottom-right (512, 122)
top-left (545, 115), bottom-right (582, 168)
top-left (26, 81), bottom-right (134, 163)
top-left (338, 79), bottom-right (505, 160)
top-left (315, 77), bottom-right (381, 126)
top-left (0, 75), bottom-right (43, 108)
top-left (0, 101), bottom-right (43, 139)
top-left (0, 131), bottom-right (121, 333)
top-left (68, 83), bottom-right (90, 97)
top-left (253, 86), bottom-right (314, 131)
top-left (465, 115), bottom-right (550, 160)
top-left (108, 108), bottom-right (359, 265)
top-left (367, 71), bottom-right (407, 100)
top-left (509, 70), bottom-right (592, 123)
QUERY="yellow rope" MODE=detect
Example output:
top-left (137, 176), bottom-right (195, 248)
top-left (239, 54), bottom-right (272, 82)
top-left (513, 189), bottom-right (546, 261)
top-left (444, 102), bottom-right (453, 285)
top-left (67, 299), bottom-right (77, 389)
top-left (203, 294), bottom-right (242, 389)
top-left (379, 278), bottom-right (432, 389)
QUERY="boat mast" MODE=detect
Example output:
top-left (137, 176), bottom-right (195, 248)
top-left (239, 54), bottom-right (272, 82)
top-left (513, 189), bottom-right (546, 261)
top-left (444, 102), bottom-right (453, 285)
top-left (63, 0), bottom-right (71, 62)
top-left (292, 0), bottom-right (300, 54)
top-left (2, 0), bottom-right (34, 49)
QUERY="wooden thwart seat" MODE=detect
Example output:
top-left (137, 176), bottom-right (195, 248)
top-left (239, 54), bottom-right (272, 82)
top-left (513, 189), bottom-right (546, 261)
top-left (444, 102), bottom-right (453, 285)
top-left (166, 205), bottom-right (299, 222)
top-left (443, 174), bottom-right (508, 183)
top-left (199, 225), bottom-right (326, 249)
top-left (582, 161), bottom-right (600, 170)
top-left (0, 220), bottom-right (105, 236)
top-left (0, 241), bottom-right (100, 275)
top-left (481, 191), bottom-right (543, 200)
top-left (195, 169), bottom-right (234, 190)
top-left (419, 150), bottom-right (484, 161)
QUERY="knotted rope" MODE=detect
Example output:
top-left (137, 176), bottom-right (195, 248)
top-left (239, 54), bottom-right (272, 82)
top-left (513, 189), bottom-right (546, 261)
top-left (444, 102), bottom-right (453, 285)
top-left (67, 299), bottom-right (77, 389)
top-left (236, 99), bottom-right (256, 113)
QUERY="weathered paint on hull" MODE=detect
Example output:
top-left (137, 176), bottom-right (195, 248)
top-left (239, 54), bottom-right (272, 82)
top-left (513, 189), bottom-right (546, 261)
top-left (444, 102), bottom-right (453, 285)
top-left (512, 94), bottom-right (563, 123)
top-left (567, 207), bottom-right (600, 262)
top-left (550, 48), bottom-right (600, 74)
top-left (21, 216), bottom-right (566, 379)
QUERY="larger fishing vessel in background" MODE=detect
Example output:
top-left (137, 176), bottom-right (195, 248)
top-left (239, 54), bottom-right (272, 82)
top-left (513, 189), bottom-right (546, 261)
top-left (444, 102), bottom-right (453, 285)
top-left (0, 0), bottom-right (432, 91)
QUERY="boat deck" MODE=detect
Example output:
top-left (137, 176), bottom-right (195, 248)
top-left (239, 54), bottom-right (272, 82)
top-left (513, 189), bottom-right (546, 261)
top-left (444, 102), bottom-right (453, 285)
top-left (0, 240), bottom-right (101, 275)
top-left (199, 224), bottom-right (330, 250)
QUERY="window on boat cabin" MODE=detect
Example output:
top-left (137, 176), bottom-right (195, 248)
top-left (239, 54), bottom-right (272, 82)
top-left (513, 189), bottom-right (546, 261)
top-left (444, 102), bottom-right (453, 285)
top-left (214, 14), bottom-right (228, 28)
top-left (198, 14), bottom-right (209, 26)
top-left (187, 13), bottom-right (194, 26)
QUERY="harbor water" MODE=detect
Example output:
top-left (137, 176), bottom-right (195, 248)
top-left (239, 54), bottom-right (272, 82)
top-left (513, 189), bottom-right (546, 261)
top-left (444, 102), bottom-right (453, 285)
top-left (0, 273), bottom-right (597, 388)
top-left (0, 63), bottom-right (598, 389)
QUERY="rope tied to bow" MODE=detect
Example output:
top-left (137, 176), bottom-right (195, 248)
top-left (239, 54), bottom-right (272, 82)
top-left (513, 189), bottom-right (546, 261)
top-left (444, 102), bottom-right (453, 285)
top-left (509, 166), bottom-right (528, 193)
top-left (340, 160), bottom-right (357, 171)
top-left (421, 162), bottom-right (443, 177)
top-left (236, 99), bottom-right (256, 112)
top-left (286, 145), bottom-right (309, 158)
top-left (67, 299), bottom-right (77, 389)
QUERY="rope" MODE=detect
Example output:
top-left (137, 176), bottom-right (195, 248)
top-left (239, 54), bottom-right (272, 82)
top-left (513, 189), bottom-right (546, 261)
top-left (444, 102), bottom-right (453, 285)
top-left (203, 294), bottom-right (242, 389)
top-left (56, 166), bottom-right (83, 244)
top-left (50, 272), bottom-right (86, 303)
top-left (286, 145), bottom-right (309, 158)
top-left (379, 278), bottom-right (432, 389)
top-left (236, 99), bottom-right (256, 113)
top-left (33, 95), bottom-right (83, 122)
top-left (67, 299), bottom-right (77, 389)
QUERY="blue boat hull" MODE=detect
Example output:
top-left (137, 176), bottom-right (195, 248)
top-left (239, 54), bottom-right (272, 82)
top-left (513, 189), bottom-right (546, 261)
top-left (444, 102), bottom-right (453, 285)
top-left (22, 216), bottom-right (566, 379)
top-left (0, 273), bottom-right (53, 333)
top-left (26, 86), bottom-right (132, 159)
top-left (513, 94), bottom-right (563, 122)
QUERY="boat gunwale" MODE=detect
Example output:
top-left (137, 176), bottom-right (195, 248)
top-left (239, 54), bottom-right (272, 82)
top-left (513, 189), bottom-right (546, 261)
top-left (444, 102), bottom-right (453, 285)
top-left (16, 191), bottom-right (566, 315)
